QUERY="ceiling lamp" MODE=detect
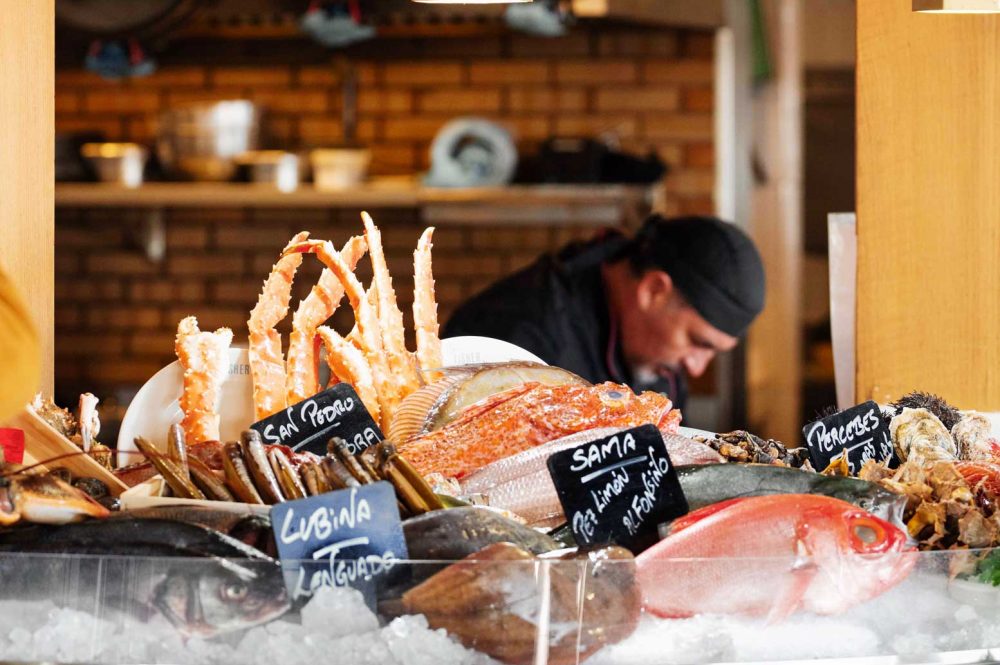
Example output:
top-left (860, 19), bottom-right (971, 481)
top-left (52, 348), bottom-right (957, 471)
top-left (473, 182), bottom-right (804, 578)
top-left (914, 0), bottom-right (1000, 11)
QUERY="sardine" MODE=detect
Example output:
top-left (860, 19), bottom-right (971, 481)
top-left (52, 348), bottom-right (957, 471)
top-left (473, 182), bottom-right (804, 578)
top-left (675, 463), bottom-right (908, 527)
top-left (0, 518), bottom-right (289, 637)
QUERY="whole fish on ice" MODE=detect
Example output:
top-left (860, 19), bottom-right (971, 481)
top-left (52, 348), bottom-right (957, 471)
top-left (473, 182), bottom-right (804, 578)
top-left (460, 427), bottom-right (719, 527)
top-left (636, 494), bottom-right (915, 621)
top-left (397, 381), bottom-right (705, 479)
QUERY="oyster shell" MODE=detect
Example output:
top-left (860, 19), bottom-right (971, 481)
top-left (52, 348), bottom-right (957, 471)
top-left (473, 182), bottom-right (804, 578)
top-left (952, 412), bottom-right (994, 461)
top-left (890, 407), bottom-right (957, 465)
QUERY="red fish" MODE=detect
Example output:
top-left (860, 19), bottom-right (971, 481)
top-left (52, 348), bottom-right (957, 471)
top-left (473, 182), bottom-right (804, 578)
top-left (397, 381), bottom-right (686, 479)
top-left (637, 494), bottom-right (915, 621)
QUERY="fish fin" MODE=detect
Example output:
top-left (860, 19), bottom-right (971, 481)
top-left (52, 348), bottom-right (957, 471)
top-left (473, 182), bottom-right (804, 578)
top-left (766, 538), bottom-right (816, 624)
top-left (667, 498), bottom-right (750, 535)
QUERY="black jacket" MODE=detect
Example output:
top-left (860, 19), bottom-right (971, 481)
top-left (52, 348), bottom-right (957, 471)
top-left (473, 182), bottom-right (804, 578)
top-left (442, 240), bottom-right (688, 411)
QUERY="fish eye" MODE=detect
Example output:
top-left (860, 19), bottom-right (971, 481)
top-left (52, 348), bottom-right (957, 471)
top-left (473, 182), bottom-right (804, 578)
top-left (853, 524), bottom-right (879, 544)
top-left (222, 583), bottom-right (249, 602)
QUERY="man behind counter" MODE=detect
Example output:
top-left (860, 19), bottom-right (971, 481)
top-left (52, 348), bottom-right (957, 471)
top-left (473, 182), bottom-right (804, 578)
top-left (442, 215), bottom-right (766, 413)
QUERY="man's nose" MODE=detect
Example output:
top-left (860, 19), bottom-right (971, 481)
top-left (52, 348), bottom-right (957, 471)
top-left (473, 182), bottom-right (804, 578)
top-left (683, 351), bottom-right (713, 377)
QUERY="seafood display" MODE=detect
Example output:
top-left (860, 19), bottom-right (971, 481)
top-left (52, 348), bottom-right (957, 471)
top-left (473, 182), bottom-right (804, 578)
top-left (14, 222), bottom-right (1000, 664)
top-left (637, 495), bottom-right (915, 619)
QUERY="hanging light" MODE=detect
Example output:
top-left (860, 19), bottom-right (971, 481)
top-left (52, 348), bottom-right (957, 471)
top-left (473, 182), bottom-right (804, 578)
top-left (914, 0), bottom-right (1000, 11)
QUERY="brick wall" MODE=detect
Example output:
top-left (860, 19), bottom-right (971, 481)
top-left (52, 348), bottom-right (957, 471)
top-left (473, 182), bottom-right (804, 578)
top-left (54, 26), bottom-right (716, 406)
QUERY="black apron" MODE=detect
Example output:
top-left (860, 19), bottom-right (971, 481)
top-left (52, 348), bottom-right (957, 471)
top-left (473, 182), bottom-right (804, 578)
top-left (442, 238), bottom-right (689, 412)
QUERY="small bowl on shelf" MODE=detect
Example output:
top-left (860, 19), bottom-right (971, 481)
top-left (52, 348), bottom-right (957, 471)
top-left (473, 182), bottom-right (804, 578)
top-left (310, 147), bottom-right (371, 190)
top-left (236, 150), bottom-right (300, 193)
top-left (80, 142), bottom-right (148, 188)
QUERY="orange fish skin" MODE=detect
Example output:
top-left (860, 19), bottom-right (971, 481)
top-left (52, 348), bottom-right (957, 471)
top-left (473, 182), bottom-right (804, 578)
top-left (636, 494), bottom-right (916, 621)
top-left (397, 381), bottom-right (680, 479)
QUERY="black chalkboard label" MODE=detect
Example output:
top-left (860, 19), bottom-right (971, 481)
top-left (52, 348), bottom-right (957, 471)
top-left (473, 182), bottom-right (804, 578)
top-left (546, 424), bottom-right (688, 551)
top-left (802, 400), bottom-right (893, 474)
top-left (250, 384), bottom-right (383, 456)
top-left (271, 482), bottom-right (407, 605)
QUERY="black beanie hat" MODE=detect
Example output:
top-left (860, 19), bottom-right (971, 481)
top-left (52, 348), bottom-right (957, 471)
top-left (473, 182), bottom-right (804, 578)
top-left (627, 215), bottom-right (766, 338)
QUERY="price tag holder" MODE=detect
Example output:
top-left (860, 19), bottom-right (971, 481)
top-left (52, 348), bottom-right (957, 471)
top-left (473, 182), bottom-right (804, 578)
top-left (546, 424), bottom-right (688, 552)
top-left (250, 384), bottom-right (383, 456)
top-left (270, 481), bottom-right (407, 606)
top-left (802, 400), bottom-right (894, 474)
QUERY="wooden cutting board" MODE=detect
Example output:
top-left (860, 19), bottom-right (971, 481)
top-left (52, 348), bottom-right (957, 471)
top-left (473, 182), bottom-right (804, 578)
top-left (7, 407), bottom-right (128, 497)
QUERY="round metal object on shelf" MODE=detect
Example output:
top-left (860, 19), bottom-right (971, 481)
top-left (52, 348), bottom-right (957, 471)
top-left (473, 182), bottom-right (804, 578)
top-left (156, 100), bottom-right (260, 182)
top-left (425, 117), bottom-right (518, 188)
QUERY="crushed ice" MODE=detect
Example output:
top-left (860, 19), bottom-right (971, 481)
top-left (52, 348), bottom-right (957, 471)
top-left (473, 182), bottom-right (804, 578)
top-left (4, 571), bottom-right (1000, 664)
top-left (0, 589), bottom-right (498, 665)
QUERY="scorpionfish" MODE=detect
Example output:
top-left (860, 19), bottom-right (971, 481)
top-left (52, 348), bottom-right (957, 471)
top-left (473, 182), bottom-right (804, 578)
top-left (397, 381), bottom-right (681, 479)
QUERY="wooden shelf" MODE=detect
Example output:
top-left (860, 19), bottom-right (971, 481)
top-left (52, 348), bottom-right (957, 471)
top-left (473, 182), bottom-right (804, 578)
top-left (571, 0), bottom-right (724, 29)
top-left (55, 181), bottom-right (655, 227)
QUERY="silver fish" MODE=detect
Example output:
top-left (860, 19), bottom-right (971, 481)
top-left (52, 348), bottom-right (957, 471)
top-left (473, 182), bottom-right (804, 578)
top-left (460, 428), bottom-right (717, 527)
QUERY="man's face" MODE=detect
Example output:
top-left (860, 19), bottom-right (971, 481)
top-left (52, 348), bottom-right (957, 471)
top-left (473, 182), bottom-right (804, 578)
top-left (620, 272), bottom-right (739, 379)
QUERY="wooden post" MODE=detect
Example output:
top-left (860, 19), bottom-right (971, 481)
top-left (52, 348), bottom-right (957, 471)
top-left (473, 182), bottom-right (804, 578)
top-left (856, 0), bottom-right (1000, 407)
top-left (746, 0), bottom-right (804, 444)
top-left (0, 2), bottom-right (54, 394)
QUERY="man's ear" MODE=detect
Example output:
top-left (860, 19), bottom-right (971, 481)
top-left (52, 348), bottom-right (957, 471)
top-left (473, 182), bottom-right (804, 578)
top-left (636, 270), bottom-right (673, 312)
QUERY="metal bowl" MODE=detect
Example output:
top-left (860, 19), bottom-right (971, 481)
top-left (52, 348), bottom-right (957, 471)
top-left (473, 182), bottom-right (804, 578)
top-left (80, 142), bottom-right (148, 187)
top-left (156, 100), bottom-right (259, 181)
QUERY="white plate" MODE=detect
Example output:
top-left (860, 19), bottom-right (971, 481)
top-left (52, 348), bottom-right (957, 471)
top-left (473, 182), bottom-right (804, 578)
top-left (439, 336), bottom-right (545, 367)
top-left (117, 337), bottom-right (541, 467)
top-left (117, 347), bottom-right (253, 467)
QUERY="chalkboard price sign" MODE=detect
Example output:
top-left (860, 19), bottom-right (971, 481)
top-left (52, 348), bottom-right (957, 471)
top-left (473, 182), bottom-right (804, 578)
top-left (270, 481), bottom-right (407, 604)
top-left (546, 424), bottom-right (688, 551)
top-left (802, 400), bottom-right (893, 474)
top-left (250, 383), bottom-right (383, 456)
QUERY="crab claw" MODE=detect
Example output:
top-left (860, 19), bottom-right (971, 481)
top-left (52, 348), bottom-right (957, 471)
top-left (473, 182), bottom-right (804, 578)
top-left (281, 239), bottom-right (328, 258)
top-left (8, 473), bottom-right (109, 524)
